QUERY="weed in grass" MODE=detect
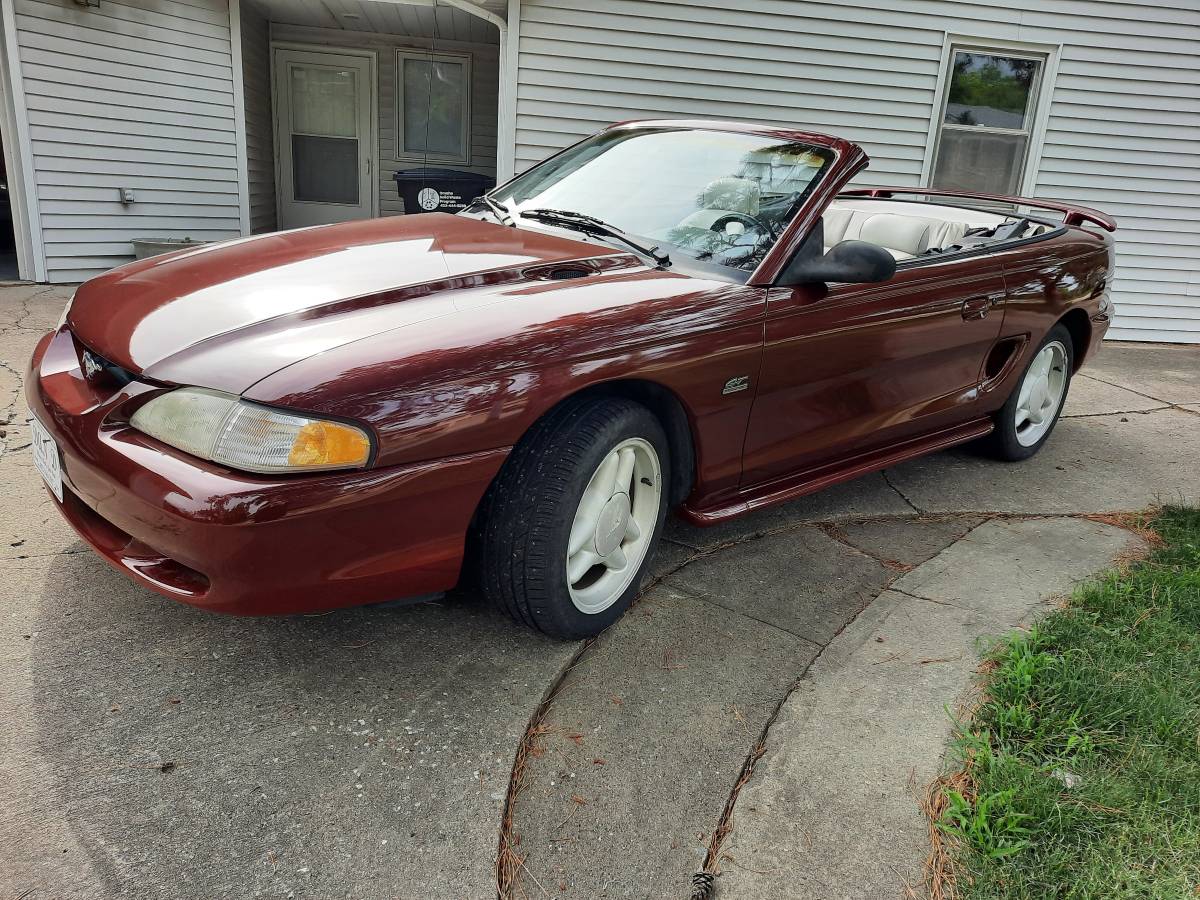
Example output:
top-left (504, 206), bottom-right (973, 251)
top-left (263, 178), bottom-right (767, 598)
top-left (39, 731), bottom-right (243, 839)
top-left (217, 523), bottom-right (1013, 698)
top-left (940, 785), bottom-right (1032, 860)
top-left (931, 506), bottom-right (1200, 900)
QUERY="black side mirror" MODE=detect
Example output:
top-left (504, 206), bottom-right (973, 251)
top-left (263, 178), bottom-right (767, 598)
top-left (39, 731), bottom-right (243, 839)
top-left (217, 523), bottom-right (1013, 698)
top-left (776, 218), bottom-right (897, 286)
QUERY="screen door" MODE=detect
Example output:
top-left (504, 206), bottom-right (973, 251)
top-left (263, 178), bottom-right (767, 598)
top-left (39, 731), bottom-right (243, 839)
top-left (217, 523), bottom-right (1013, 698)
top-left (275, 48), bottom-right (375, 228)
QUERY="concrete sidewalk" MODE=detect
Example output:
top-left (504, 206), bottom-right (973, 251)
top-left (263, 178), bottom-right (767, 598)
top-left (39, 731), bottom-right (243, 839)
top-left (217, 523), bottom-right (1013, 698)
top-left (0, 283), bottom-right (1197, 900)
top-left (718, 517), bottom-right (1142, 899)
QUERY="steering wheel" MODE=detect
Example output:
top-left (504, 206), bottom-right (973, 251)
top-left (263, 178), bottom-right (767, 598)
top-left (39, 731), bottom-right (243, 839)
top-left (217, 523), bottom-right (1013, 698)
top-left (710, 212), bottom-right (775, 239)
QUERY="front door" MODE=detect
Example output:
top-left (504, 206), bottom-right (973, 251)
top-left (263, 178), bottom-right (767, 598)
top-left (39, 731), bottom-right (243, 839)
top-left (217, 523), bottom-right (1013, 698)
top-left (740, 256), bottom-right (1006, 486)
top-left (274, 48), bottom-right (375, 229)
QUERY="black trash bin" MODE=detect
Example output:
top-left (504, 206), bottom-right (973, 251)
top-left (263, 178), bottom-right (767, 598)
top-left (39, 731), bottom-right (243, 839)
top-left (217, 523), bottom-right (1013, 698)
top-left (393, 168), bottom-right (495, 214)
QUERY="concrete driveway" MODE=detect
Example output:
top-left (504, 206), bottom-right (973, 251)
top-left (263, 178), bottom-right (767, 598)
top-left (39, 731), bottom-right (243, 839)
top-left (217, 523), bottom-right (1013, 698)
top-left (1, 284), bottom-right (1197, 900)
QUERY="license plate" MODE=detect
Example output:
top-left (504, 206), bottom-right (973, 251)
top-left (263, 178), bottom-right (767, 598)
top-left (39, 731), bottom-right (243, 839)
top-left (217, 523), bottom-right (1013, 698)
top-left (29, 414), bottom-right (64, 502)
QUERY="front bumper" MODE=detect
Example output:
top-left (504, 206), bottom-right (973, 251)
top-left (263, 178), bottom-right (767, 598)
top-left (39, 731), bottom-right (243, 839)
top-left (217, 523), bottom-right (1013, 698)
top-left (27, 329), bottom-right (507, 615)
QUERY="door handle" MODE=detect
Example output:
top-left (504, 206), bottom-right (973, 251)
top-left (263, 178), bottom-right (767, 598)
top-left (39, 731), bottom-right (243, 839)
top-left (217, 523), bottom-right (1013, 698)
top-left (962, 293), bottom-right (1003, 321)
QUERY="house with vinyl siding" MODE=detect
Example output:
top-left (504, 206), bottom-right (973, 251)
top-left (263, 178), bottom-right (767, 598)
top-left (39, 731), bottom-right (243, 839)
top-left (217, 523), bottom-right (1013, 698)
top-left (0, 0), bottom-right (1196, 342)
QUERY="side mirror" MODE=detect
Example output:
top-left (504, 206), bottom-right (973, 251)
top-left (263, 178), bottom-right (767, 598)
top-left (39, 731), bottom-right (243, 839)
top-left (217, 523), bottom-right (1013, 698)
top-left (791, 240), bottom-right (897, 284)
top-left (776, 218), bottom-right (898, 286)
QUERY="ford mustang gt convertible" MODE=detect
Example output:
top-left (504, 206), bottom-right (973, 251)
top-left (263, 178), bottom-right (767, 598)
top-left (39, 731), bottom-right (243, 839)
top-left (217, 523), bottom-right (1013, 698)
top-left (27, 120), bottom-right (1116, 638)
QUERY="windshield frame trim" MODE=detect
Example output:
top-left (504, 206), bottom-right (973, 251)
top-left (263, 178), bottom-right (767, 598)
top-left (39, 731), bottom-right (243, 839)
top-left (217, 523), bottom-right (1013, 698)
top-left (488, 121), bottom-right (868, 282)
top-left (747, 141), bottom-right (869, 287)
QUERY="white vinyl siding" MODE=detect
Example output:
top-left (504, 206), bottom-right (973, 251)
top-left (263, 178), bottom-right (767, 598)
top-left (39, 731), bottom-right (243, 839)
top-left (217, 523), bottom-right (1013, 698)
top-left (514, 0), bottom-right (1200, 343)
top-left (270, 23), bottom-right (499, 216)
top-left (241, 0), bottom-right (276, 233)
top-left (12, 0), bottom-right (243, 283)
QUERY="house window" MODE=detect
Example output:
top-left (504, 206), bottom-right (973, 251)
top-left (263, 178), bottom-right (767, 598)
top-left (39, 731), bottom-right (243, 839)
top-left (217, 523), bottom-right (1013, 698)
top-left (396, 50), bottom-right (471, 165)
top-left (930, 46), bottom-right (1046, 195)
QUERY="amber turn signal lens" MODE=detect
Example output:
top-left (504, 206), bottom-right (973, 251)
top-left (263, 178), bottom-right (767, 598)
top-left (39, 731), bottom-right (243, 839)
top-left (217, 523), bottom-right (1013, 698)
top-left (132, 387), bottom-right (374, 474)
top-left (288, 420), bottom-right (371, 469)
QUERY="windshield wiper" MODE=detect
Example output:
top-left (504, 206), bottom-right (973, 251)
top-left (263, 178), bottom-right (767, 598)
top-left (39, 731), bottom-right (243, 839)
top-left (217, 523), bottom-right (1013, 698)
top-left (475, 194), bottom-right (514, 226)
top-left (520, 208), bottom-right (670, 267)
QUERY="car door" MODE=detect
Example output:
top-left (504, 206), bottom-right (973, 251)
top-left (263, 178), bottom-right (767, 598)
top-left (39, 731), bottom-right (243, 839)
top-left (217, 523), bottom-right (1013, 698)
top-left (740, 254), bottom-right (1006, 487)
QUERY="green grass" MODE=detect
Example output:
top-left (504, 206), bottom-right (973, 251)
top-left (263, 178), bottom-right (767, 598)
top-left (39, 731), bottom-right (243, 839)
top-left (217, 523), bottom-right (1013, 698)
top-left (939, 506), bottom-right (1200, 899)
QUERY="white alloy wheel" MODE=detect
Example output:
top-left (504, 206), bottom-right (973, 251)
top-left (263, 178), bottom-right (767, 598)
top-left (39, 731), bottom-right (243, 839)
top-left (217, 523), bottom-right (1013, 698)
top-left (1014, 340), bottom-right (1069, 447)
top-left (565, 437), bottom-right (662, 615)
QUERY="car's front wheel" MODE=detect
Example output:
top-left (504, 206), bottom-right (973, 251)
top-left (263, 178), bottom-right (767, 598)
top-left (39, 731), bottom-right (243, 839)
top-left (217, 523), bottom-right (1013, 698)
top-left (479, 397), bottom-right (669, 639)
top-left (985, 323), bottom-right (1074, 461)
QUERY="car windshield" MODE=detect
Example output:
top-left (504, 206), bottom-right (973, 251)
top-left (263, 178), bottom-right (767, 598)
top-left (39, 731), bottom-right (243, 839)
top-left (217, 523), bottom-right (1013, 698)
top-left (494, 127), bottom-right (835, 271)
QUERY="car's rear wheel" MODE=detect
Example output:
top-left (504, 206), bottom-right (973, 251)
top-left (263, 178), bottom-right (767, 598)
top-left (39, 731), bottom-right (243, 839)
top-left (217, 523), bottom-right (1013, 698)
top-left (985, 323), bottom-right (1074, 461)
top-left (479, 397), bottom-right (669, 639)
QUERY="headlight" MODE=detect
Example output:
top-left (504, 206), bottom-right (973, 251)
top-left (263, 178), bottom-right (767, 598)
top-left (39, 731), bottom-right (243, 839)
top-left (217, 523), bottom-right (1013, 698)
top-left (130, 388), bottom-right (372, 474)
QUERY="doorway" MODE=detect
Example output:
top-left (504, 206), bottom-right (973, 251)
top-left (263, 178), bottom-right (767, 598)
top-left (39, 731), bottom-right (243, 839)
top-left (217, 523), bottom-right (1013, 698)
top-left (273, 46), bottom-right (377, 229)
top-left (0, 128), bottom-right (18, 281)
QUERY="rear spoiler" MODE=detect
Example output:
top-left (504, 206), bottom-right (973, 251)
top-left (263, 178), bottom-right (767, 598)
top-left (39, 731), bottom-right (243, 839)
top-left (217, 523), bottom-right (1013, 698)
top-left (839, 186), bottom-right (1117, 233)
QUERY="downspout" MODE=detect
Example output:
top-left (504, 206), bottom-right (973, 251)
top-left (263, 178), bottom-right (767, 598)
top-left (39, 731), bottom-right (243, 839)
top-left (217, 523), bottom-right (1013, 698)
top-left (438, 0), bottom-right (517, 182)
top-left (228, 0), bottom-right (252, 236)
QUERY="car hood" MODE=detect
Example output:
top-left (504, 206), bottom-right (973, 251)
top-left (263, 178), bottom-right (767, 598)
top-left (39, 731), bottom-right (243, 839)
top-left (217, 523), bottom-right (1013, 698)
top-left (67, 213), bottom-right (626, 394)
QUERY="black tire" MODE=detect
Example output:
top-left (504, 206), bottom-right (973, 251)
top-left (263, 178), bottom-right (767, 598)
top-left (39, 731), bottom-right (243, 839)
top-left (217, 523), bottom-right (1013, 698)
top-left (983, 323), bottom-right (1074, 461)
top-left (478, 396), bottom-right (670, 639)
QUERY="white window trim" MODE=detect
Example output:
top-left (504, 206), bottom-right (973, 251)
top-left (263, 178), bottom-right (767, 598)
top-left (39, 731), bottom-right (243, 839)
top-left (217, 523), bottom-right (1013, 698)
top-left (395, 49), bottom-right (473, 167)
top-left (921, 34), bottom-right (1062, 197)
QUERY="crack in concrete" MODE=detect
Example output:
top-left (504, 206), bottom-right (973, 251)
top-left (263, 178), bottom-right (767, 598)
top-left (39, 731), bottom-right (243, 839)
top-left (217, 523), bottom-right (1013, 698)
top-left (880, 467), bottom-right (924, 515)
top-left (887, 586), bottom-right (978, 615)
top-left (696, 549), bottom-right (908, 885)
top-left (816, 521), bottom-right (917, 574)
top-left (1077, 372), bottom-right (1200, 417)
top-left (666, 578), bottom-right (829, 647)
top-left (1062, 406), bottom-right (1173, 419)
top-left (0, 286), bottom-right (59, 336)
top-left (0, 357), bottom-right (26, 426)
top-left (496, 638), bottom-right (596, 899)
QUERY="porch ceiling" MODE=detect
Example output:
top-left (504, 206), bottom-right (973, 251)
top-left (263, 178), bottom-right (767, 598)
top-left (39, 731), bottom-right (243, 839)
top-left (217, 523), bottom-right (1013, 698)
top-left (254, 0), bottom-right (504, 43)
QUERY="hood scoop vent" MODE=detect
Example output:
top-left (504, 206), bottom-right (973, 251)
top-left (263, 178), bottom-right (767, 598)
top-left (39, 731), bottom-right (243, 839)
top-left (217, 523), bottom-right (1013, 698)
top-left (525, 263), bottom-right (594, 281)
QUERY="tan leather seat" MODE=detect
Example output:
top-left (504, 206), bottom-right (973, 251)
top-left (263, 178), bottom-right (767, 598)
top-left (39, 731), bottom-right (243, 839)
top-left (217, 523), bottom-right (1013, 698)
top-left (926, 218), bottom-right (970, 249)
top-left (822, 206), bottom-right (857, 246)
top-left (823, 208), bottom-right (971, 259)
top-left (858, 214), bottom-right (934, 259)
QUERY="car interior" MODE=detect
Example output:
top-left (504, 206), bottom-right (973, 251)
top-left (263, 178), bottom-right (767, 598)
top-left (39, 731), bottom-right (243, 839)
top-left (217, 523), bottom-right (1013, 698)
top-left (820, 197), bottom-right (1061, 262)
top-left (666, 176), bottom-right (1064, 273)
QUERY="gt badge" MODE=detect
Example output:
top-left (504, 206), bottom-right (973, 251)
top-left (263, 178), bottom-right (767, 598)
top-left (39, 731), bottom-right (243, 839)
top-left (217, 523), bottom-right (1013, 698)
top-left (722, 375), bottom-right (750, 395)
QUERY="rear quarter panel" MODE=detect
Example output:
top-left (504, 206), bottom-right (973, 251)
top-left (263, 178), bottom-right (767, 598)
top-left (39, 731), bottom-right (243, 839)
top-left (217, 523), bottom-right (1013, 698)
top-left (985, 226), bottom-right (1112, 411)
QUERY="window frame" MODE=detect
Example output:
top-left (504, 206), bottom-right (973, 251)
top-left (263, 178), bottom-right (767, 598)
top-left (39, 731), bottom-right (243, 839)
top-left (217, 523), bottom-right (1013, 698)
top-left (395, 49), bottom-right (473, 166)
top-left (922, 35), bottom-right (1060, 197)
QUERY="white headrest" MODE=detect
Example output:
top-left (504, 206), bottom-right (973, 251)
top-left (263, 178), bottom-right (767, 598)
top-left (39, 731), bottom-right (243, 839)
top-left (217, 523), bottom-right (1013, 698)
top-left (859, 214), bottom-right (932, 256)
top-left (927, 219), bottom-right (969, 249)
top-left (823, 207), bottom-right (854, 246)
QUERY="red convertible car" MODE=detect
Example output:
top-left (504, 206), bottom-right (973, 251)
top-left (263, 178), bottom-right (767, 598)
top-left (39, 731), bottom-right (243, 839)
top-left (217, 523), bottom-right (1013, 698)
top-left (27, 121), bottom-right (1116, 638)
